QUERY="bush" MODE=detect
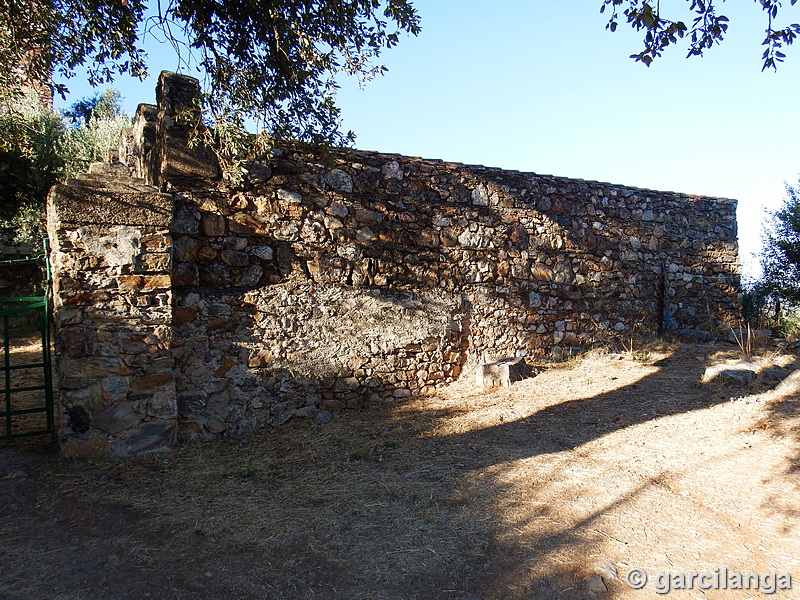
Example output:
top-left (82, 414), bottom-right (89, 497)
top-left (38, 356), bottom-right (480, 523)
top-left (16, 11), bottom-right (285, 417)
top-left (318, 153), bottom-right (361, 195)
top-left (0, 88), bottom-right (131, 247)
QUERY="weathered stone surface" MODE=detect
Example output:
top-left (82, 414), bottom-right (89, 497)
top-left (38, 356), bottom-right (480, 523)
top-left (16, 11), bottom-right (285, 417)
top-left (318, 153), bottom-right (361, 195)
top-left (48, 71), bottom-right (741, 453)
top-left (674, 328), bottom-right (715, 344)
top-left (201, 213), bottom-right (226, 236)
top-left (238, 265), bottom-right (263, 287)
top-left (763, 366), bottom-right (791, 382)
top-left (246, 162), bottom-right (272, 183)
top-left (593, 561), bottom-right (619, 582)
top-left (101, 376), bottom-right (130, 404)
top-left (324, 169), bottom-right (353, 193)
top-left (61, 358), bottom-right (132, 379)
top-left (382, 160), bottom-right (404, 180)
top-left (702, 360), bottom-right (759, 386)
top-left (49, 155), bottom-right (177, 456)
top-left (94, 401), bottom-right (142, 434)
top-left (251, 245), bottom-right (274, 261)
top-left (719, 369), bottom-right (758, 386)
top-left (135, 252), bottom-right (171, 272)
top-left (48, 183), bottom-right (172, 227)
top-left (109, 421), bottom-right (176, 457)
top-left (314, 410), bottom-right (333, 424)
top-left (173, 205), bottom-right (200, 234)
top-left (583, 573), bottom-right (608, 593)
top-left (277, 189), bottom-right (302, 203)
top-left (129, 372), bottom-right (173, 393)
top-left (476, 357), bottom-right (530, 388)
top-left (172, 262), bottom-right (199, 286)
top-left (153, 72), bottom-right (220, 184)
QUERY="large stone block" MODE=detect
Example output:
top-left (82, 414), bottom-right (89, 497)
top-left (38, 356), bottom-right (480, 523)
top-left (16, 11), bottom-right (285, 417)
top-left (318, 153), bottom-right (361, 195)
top-left (94, 401), bottom-right (142, 434)
top-left (61, 357), bottom-right (132, 379)
top-left (48, 183), bottom-right (172, 227)
top-left (476, 357), bottom-right (530, 388)
top-left (109, 421), bottom-right (177, 457)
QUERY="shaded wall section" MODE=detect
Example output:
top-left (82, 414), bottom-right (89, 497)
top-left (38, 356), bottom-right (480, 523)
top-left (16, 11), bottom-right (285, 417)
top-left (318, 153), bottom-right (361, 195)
top-left (48, 72), bottom-right (740, 455)
top-left (47, 162), bottom-right (178, 457)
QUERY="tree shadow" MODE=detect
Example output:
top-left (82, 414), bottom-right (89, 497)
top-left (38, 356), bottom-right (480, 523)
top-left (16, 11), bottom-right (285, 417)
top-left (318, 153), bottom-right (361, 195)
top-left (9, 348), bottom-right (799, 600)
top-left (402, 349), bottom-right (712, 466)
top-left (749, 365), bottom-right (800, 532)
top-left (342, 348), bottom-right (723, 598)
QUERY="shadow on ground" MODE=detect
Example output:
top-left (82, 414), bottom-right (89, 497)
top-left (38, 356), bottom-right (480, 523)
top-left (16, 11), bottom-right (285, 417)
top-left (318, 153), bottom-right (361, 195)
top-left (1, 345), bottom-right (794, 600)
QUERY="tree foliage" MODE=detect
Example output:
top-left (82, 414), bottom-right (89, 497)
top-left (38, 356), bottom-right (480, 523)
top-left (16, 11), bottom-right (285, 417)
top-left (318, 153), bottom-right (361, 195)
top-left (0, 93), bottom-right (65, 221)
top-left (61, 90), bottom-right (132, 177)
top-left (1, 0), bottom-right (420, 146)
top-left (0, 89), bottom-right (130, 243)
top-left (602, 0), bottom-right (799, 69)
top-left (758, 181), bottom-right (800, 307)
top-left (64, 88), bottom-right (126, 126)
top-left (0, 0), bottom-right (146, 103)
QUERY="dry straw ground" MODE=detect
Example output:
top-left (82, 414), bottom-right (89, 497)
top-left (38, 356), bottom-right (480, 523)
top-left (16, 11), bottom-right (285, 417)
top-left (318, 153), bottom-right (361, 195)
top-left (2, 341), bottom-right (800, 600)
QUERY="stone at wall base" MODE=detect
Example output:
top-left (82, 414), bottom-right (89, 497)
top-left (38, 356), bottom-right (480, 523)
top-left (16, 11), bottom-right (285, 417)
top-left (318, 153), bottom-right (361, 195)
top-left (61, 435), bottom-right (109, 459)
top-left (673, 328), bottom-right (715, 344)
top-left (476, 357), bottom-right (530, 388)
top-left (94, 401), bottom-right (142, 434)
top-left (109, 421), bottom-right (176, 457)
top-left (702, 366), bottom-right (758, 387)
top-left (724, 327), bottom-right (771, 347)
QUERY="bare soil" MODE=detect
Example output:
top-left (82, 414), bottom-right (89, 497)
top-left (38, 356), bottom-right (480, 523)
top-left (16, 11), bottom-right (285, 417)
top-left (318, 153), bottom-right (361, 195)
top-left (2, 342), bottom-right (800, 600)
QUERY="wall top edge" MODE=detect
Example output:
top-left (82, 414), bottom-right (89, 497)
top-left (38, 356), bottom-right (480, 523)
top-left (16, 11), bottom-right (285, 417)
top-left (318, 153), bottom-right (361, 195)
top-left (286, 144), bottom-right (737, 206)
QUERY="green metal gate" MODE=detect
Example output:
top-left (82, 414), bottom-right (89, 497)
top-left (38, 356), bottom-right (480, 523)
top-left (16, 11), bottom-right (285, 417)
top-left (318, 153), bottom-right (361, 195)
top-left (0, 243), bottom-right (54, 441)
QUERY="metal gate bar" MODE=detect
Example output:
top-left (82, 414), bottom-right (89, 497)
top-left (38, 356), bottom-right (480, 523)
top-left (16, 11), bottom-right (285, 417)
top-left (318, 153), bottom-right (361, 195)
top-left (0, 297), bottom-right (53, 439)
top-left (0, 238), bottom-right (54, 440)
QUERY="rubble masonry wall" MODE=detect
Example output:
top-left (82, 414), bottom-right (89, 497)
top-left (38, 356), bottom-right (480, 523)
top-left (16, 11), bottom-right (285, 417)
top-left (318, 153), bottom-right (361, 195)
top-left (47, 73), bottom-right (740, 456)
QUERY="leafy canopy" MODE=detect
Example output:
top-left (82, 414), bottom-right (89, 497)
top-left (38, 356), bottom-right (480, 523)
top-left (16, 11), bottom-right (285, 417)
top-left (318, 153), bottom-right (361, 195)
top-left (1, 0), bottom-right (420, 145)
top-left (0, 93), bottom-right (65, 221)
top-left (602, 0), bottom-right (799, 70)
top-left (760, 181), bottom-right (800, 304)
top-left (0, 89), bottom-right (131, 242)
top-left (64, 88), bottom-right (126, 126)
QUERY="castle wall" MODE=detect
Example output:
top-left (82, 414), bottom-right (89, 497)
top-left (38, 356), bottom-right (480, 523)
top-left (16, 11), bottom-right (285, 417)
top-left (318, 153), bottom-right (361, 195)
top-left (48, 73), bottom-right (740, 454)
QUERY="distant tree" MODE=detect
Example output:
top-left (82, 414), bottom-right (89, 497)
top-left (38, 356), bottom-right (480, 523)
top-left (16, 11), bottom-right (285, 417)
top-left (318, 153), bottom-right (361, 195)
top-left (0, 0), bottom-right (421, 146)
top-left (64, 88), bottom-right (125, 127)
top-left (602, 0), bottom-right (799, 70)
top-left (0, 89), bottom-right (130, 243)
top-left (61, 89), bottom-right (131, 177)
top-left (0, 93), bottom-right (65, 222)
top-left (743, 180), bottom-right (800, 330)
top-left (761, 181), bottom-right (800, 303)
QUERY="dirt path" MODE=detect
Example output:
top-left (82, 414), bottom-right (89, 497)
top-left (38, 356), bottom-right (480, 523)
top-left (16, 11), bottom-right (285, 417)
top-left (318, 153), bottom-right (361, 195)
top-left (2, 343), bottom-right (799, 600)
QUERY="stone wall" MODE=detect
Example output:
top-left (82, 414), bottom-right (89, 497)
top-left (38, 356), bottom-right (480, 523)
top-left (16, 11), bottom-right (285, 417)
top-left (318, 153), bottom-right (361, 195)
top-left (48, 72), bottom-right (740, 455)
top-left (47, 162), bottom-right (177, 457)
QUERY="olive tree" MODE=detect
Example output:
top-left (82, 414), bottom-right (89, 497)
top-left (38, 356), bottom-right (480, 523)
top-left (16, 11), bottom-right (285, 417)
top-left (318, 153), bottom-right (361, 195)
top-left (0, 0), bottom-right (421, 145)
top-left (602, 0), bottom-right (799, 69)
top-left (0, 89), bottom-right (131, 243)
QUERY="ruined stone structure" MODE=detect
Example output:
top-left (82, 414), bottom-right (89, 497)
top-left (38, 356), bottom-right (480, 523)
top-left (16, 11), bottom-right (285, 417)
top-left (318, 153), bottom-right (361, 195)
top-left (46, 72), bottom-right (740, 457)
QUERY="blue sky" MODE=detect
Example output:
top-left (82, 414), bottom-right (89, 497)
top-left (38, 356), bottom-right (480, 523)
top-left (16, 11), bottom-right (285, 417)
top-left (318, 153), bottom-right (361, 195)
top-left (56, 1), bottom-right (800, 280)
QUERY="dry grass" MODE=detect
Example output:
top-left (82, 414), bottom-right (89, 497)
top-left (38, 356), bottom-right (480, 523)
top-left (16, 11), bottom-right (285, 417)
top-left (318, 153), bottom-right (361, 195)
top-left (2, 342), bottom-right (800, 599)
